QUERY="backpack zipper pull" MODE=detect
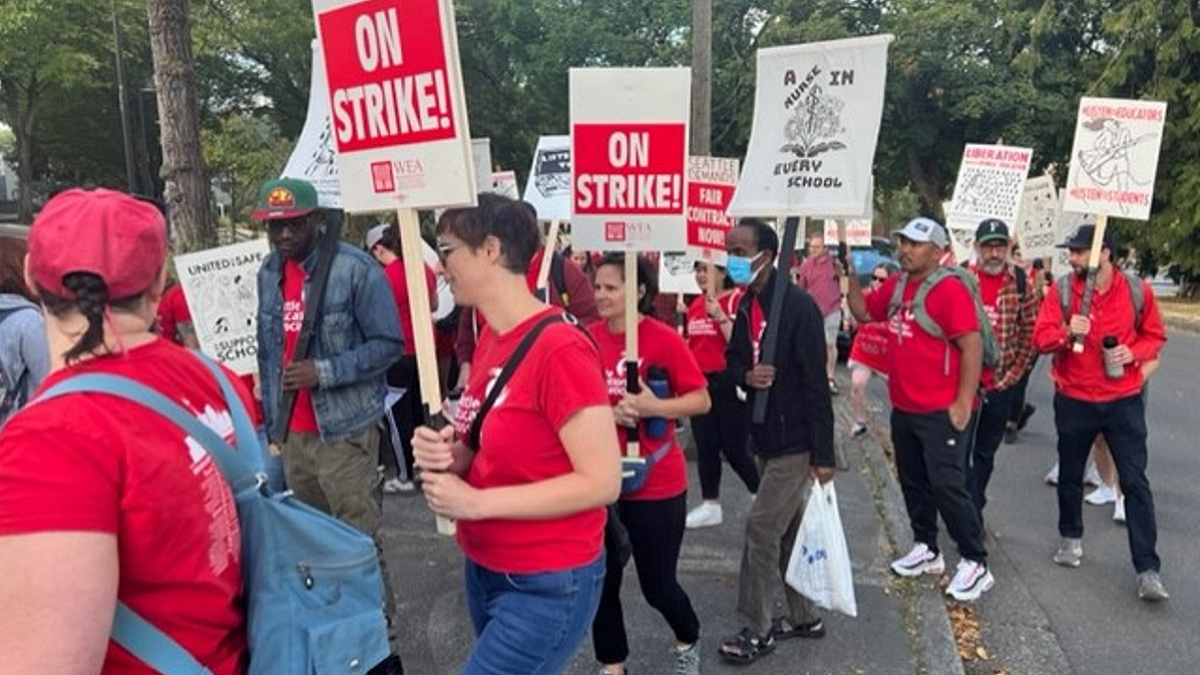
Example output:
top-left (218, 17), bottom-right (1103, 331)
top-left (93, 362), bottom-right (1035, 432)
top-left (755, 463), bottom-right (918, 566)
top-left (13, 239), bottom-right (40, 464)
top-left (299, 563), bottom-right (314, 590)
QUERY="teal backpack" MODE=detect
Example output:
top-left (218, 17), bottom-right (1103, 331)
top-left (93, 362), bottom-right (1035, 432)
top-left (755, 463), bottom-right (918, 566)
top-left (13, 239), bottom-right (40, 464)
top-left (887, 266), bottom-right (1001, 375)
top-left (35, 353), bottom-right (390, 675)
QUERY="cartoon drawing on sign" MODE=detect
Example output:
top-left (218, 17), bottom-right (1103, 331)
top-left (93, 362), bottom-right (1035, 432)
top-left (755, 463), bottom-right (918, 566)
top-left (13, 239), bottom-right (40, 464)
top-left (305, 120), bottom-right (338, 178)
top-left (534, 149), bottom-right (571, 198)
top-left (780, 86), bottom-right (847, 159)
top-left (1076, 118), bottom-right (1155, 203)
top-left (951, 170), bottom-right (1024, 216)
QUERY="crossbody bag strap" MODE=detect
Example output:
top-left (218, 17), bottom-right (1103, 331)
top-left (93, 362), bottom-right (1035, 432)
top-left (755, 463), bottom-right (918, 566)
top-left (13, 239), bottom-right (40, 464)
top-left (467, 313), bottom-right (571, 450)
top-left (111, 604), bottom-right (214, 675)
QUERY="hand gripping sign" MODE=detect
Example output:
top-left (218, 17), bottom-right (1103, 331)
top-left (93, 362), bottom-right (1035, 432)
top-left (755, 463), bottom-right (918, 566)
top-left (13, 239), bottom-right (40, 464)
top-left (313, 0), bottom-right (474, 212)
top-left (570, 68), bottom-right (691, 252)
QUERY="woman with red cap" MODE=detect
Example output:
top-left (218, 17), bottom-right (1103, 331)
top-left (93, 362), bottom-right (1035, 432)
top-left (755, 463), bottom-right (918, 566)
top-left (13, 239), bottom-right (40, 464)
top-left (0, 189), bottom-right (254, 675)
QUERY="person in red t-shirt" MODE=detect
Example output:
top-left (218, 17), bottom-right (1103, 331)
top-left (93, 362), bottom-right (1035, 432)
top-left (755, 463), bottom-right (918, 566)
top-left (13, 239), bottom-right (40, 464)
top-left (682, 261), bottom-right (759, 530)
top-left (410, 193), bottom-right (620, 675)
top-left (586, 253), bottom-right (710, 675)
top-left (846, 217), bottom-right (992, 603)
top-left (365, 222), bottom-right (438, 493)
top-left (155, 280), bottom-right (200, 348)
top-left (1032, 223), bottom-right (1168, 601)
top-left (0, 188), bottom-right (249, 675)
top-left (846, 263), bottom-right (895, 437)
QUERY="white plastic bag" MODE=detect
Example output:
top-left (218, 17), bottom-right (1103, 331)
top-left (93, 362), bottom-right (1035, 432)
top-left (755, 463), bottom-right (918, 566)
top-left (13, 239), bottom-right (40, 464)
top-left (785, 481), bottom-right (857, 617)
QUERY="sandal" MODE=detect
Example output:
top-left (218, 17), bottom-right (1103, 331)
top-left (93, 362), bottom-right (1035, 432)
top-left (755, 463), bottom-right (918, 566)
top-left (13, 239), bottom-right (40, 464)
top-left (771, 616), bottom-right (826, 640)
top-left (718, 627), bottom-right (775, 665)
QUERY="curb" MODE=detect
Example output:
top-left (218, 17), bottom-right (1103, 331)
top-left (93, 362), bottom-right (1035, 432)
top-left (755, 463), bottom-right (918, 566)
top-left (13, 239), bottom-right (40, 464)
top-left (834, 378), bottom-right (966, 675)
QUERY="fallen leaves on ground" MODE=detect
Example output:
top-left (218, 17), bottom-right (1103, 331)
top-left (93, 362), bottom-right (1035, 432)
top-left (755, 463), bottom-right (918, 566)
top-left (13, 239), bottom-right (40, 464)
top-left (947, 601), bottom-right (989, 662)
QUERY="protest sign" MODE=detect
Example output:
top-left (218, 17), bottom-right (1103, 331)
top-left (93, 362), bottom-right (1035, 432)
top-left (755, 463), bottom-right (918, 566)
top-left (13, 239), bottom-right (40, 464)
top-left (570, 67), bottom-right (691, 251)
top-left (523, 135), bottom-right (572, 221)
top-left (1063, 97), bottom-right (1167, 221)
top-left (686, 156), bottom-right (738, 263)
top-left (729, 35), bottom-right (892, 218)
top-left (471, 138), bottom-right (492, 193)
top-left (312, 0), bottom-right (474, 212)
top-left (1015, 175), bottom-right (1060, 261)
top-left (175, 239), bottom-right (271, 375)
top-left (658, 252), bottom-right (701, 295)
top-left (282, 41), bottom-right (342, 207)
top-left (944, 143), bottom-right (1032, 262)
top-left (491, 170), bottom-right (520, 199)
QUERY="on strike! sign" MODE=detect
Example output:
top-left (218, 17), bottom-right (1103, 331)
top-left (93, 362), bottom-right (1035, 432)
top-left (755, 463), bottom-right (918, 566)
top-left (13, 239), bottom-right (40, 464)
top-left (570, 68), bottom-right (691, 251)
top-left (313, 0), bottom-right (474, 212)
top-left (685, 156), bottom-right (739, 259)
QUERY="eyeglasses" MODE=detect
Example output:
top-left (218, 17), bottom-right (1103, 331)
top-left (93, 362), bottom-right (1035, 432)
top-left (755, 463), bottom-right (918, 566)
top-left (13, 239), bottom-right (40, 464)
top-left (436, 241), bottom-right (465, 263)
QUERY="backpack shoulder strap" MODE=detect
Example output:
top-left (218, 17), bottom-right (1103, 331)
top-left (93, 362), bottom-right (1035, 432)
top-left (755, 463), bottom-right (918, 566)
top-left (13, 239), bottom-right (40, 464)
top-left (467, 313), bottom-right (574, 450)
top-left (1123, 271), bottom-right (1146, 330)
top-left (887, 273), bottom-right (909, 317)
top-left (911, 267), bottom-right (955, 340)
top-left (111, 602), bottom-right (214, 675)
top-left (551, 251), bottom-right (570, 307)
top-left (1013, 265), bottom-right (1027, 298)
top-left (1057, 273), bottom-right (1073, 321)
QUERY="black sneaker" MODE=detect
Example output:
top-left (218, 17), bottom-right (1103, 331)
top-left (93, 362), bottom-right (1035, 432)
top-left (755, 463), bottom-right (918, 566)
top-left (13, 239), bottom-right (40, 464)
top-left (1004, 424), bottom-right (1019, 445)
top-left (1017, 403), bottom-right (1036, 431)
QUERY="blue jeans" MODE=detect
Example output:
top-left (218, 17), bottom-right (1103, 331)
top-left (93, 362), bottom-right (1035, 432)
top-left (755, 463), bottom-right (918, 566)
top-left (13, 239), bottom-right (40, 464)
top-left (461, 555), bottom-right (605, 675)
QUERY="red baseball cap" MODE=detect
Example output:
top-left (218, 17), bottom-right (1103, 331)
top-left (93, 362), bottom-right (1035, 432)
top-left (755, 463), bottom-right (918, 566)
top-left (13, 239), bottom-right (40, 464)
top-left (28, 188), bottom-right (168, 300)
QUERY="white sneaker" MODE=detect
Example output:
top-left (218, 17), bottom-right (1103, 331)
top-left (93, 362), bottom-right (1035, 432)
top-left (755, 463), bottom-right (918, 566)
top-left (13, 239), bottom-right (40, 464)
top-left (685, 502), bottom-right (723, 529)
top-left (1044, 462), bottom-right (1059, 486)
top-left (1085, 484), bottom-right (1118, 505)
top-left (1114, 495), bottom-right (1127, 524)
top-left (850, 421), bottom-right (867, 437)
top-left (890, 543), bottom-right (945, 577)
top-left (383, 477), bottom-right (415, 494)
top-left (946, 560), bottom-right (994, 602)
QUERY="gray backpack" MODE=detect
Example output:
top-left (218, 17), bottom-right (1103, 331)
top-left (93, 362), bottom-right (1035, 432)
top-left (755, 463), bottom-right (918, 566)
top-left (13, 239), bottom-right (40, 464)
top-left (1056, 271), bottom-right (1145, 330)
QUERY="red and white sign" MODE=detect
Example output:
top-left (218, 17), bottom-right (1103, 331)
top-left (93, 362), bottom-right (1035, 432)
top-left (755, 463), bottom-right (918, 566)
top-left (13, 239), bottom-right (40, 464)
top-left (313, 0), bottom-right (474, 211)
top-left (1063, 97), bottom-right (1167, 221)
top-left (570, 68), bottom-right (691, 251)
top-left (685, 156), bottom-right (738, 261)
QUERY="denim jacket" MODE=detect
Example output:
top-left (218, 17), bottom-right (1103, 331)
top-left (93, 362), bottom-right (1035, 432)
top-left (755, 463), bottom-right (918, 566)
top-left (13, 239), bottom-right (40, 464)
top-left (257, 242), bottom-right (403, 443)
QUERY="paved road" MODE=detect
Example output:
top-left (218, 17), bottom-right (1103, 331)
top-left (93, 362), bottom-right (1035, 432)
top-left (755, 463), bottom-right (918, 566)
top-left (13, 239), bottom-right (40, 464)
top-left (966, 328), bottom-right (1199, 674)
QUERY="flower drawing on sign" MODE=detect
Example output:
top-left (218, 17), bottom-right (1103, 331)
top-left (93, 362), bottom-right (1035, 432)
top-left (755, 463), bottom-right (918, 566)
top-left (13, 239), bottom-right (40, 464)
top-left (780, 86), bottom-right (847, 159)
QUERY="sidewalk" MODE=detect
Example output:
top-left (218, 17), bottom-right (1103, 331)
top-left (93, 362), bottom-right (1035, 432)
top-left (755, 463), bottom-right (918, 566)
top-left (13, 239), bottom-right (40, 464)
top-left (378, 387), bottom-right (963, 675)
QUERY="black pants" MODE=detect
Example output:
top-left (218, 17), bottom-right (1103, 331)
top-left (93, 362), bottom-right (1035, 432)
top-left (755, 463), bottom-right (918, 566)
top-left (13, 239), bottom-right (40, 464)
top-left (968, 386), bottom-right (1019, 515)
top-left (1007, 362), bottom-right (1035, 425)
top-left (382, 355), bottom-right (422, 481)
top-left (690, 374), bottom-right (759, 500)
top-left (592, 493), bottom-right (700, 664)
top-left (1053, 392), bottom-right (1160, 573)
top-left (891, 409), bottom-right (987, 563)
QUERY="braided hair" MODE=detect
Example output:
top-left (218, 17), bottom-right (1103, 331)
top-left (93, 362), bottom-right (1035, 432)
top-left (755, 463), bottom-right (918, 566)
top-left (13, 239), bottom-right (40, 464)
top-left (37, 272), bottom-right (150, 363)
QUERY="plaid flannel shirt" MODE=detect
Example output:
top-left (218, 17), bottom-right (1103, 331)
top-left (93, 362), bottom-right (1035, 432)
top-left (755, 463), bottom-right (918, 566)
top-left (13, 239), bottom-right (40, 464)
top-left (973, 263), bottom-right (1039, 391)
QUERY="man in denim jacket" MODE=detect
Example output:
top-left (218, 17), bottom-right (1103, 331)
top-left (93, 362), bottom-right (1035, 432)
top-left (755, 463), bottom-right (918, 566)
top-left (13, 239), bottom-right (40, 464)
top-left (253, 178), bottom-right (404, 673)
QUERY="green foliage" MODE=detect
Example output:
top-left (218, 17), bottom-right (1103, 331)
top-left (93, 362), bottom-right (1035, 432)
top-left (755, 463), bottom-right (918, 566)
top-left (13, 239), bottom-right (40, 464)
top-left (202, 112), bottom-right (292, 223)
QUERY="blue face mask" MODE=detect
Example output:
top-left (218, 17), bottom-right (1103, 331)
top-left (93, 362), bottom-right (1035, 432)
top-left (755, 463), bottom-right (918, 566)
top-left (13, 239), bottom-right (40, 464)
top-left (727, 252), bottom-right (762, 286)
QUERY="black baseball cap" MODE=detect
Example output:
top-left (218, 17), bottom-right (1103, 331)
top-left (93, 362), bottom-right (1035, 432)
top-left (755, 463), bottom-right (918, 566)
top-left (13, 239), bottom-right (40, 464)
top-left (1056, 223), bottom-right (1114, 250)
top-left (975, 218), bottom-right (1010, 245)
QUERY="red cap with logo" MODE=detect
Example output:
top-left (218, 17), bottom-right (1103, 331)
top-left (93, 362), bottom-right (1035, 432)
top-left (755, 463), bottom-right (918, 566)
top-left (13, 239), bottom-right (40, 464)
top-left (27, 188), bottom-right (168, 299)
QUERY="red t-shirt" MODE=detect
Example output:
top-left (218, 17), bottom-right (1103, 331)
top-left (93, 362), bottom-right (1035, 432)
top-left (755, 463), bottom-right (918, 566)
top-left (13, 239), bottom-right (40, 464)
top-left (383, 259), bottom-right (436, 357)
top-left (452, 308), bottom-right (614, 573)
top-left (685, 290), bottom-right (744, 374)
top-left (156, 283), bottom-right (193, 345)
top-left (866, 274), bottom-right (980, 414)
top-left (282, 260), bottom-right (319, 433)
top-left (847, 289), bottom-right (889, 375)
top-left (976, 270), bottom-right (1005, 390)
top-left (0, 338), bottom-right (250, 675)
top-left (588, 317), bottom-right (708, 501)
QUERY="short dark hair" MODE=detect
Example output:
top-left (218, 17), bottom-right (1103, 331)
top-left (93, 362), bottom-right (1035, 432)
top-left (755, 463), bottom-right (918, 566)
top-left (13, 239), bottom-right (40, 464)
top-left (596, 253), bottom-right (659, 316)
top-left (736, 218), bottom-right (779, 257)
top-left (0, 235), bottom-right (31, 299)
top-left (436, 193), bottom-right (540, 273)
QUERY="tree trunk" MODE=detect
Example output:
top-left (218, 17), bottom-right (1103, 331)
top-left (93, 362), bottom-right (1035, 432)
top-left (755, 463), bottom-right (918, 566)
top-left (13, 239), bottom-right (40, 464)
top-left (145, 0), bottom-right (213, 252)
top-left (2, 76), bottom-right (38, 224)
top-left (905, 146), bottom-right (944, 220)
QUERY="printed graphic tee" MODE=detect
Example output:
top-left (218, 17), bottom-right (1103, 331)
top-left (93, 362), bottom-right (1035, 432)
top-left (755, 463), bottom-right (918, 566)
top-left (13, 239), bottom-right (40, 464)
top-left (0, 338), bottom-right (252, 675)
top-left (452, 308), bottom-right (614, 573)
top-left (686, 290), bottom-right (744, 374)
top-left (866, 274), bottom-right (980, 413)
top-left (282, 259), bottom-right (319, 433)
top-left (589, 316), bottom-right (708, 501)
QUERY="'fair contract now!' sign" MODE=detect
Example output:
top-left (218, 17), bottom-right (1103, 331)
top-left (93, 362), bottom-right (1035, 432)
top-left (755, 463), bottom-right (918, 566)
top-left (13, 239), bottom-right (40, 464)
top-left (313, 0), bottom-right (474, 212)
top-left (570, 67), bottom-right (691, 252)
